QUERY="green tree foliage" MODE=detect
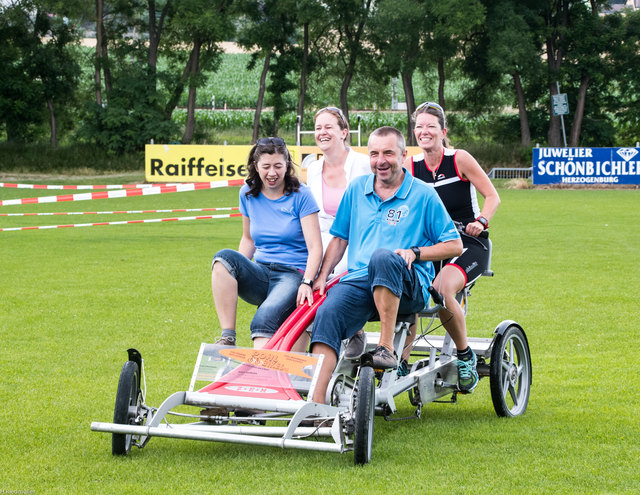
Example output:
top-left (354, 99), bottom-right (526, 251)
top-left (79, 67), bottom-right (178, 154)
top-left (1, 0), bottom-right (639, 152)
top-left (0, 0), bottom-right (80, 145)
top-left (605, 9), bottom-right (640, 145)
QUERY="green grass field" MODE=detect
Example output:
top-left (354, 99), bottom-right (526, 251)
top-left (0, 178), bottom-right (638, 494)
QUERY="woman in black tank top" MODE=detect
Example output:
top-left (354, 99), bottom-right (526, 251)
top-left (405, 102), bottom-right (501, 392)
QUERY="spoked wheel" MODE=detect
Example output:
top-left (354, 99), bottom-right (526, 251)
top-left (489, 324), bottom-right (531, 417)
top-left (112, 360), bottom-right (142, 455)
top-left (328, 373), bottom-right (354, 408)
top-left (353, 366), bottom-right (375, 465)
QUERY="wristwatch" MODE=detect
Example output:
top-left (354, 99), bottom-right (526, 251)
top-left (410, 246), bottom-right (421, 261)
top-left (476, 216), bottom-right (489, 229)
top-left (301, 278), bottom-right (313, 287)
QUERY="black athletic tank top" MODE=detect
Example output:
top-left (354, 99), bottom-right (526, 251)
top-left (411, 149), bottom-right (479, 224)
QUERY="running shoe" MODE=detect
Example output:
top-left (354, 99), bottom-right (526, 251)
top-left (457, 348), bottom-right (479, 393)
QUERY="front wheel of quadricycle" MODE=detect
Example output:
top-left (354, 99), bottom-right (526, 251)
top-left (353, 366), bottom-right (375, 465)
top-left (490, 325), bottom-right (531, 417)
top-left (112, 360), bottom-right (141, 455)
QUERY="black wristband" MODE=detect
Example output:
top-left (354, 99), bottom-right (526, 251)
top-left (410, 246), bottom-right (421, 261)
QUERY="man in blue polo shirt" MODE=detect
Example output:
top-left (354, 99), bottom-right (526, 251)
top-left (309, 126), bottom-right (463, 404)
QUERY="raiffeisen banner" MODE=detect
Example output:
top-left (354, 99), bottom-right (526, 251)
top-left (533, 147), bottom-right (640, 185)
top-left (145, 145), bottom-right (302, 183)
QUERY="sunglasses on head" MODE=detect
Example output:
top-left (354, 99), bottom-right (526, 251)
top-left (315, 106), bottom-right (348, 127)
top-left (416, 101), bottom-right (446, 128)
top-left (257, 137), bottom-right (286, 147)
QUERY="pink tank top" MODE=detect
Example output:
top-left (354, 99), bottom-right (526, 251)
top-left (322, 179), bottom-right (346, 217)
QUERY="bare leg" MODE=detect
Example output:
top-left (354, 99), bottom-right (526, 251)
top-left (252, 337), bottom-right (268, 349)
top-left (211, 260), bottom-right (238, 330)
top-left (310, 343), bottom-right (337, 404)
top-left (433, 265), bottom-right (467, 350)
top-left (290, 332), bottom-right (310, 353)
top-left (253, 330), bottom-right (309, 351)
top-left (372, 285), bottom-right (400, 351)
top-left (402, 315), bottom-right (417, 361)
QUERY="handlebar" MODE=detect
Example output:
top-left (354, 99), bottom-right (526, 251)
top-left (454, 220), bottom-right (489, 239)
top-left (427, 285), bottom-right (444, 307)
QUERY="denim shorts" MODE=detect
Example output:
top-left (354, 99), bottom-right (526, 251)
top-left (310, 248), bottom-right (425, 356)
top-left (212, 249), bottom-right (303, 340)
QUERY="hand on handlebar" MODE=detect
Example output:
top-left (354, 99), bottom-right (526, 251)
top-left (465, 221), bottom-right (485, 238)
top-left (297, 283), bottom-right (314, 307)
top-left (313, 275), bottom-right (328, 297)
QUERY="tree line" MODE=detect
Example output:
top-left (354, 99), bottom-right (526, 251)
top-left (1, 0), bottom-right (639, 154)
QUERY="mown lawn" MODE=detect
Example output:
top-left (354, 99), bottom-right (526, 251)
top-left (0, 179), bottom-right (638, 494)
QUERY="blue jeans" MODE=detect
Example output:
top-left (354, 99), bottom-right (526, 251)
top-left (212, 249), bottom-right (303, 340)
top-left (310, 248), bottom-right (425, 356)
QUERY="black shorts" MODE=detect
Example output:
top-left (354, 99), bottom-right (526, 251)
top-left (433, 234), bottom-right (491, 287)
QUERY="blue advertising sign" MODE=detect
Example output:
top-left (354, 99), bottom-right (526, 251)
top-left (533, 147), bottom-right (640, 185)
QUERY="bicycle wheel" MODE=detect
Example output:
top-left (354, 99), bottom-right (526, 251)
top-left (112, 360), bottom-right (141, 455)
top-left (489, 325), bottom-right (531, 417)
top-left (353, 366), bottom-right (375, 465)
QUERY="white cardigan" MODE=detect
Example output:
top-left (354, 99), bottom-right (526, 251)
top-left (306, 148), bottom-right (371, 276)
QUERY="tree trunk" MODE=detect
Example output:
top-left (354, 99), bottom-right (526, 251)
top-left (401, 70), bottom-right (416, 146)
top-left (296, 22), bottom-right (309, 125)
top-left (339, 71), bottom-right (353, 125)
top-left (101, 29), bottom-right (111, 94)
top-left (95, 0), bottom-right (103, 105)
top-left (569, 74), bottom-right (589, 147)
top-left (182, 39), bottom-right (201, 144)
top-left (340, 51), bottom-right (358, 124)
top-left (147, 0), bottom-right (171, 70)
top-left (437, 57), bottom-right (446, 110)
top-left (47, 98), bottom-right (57, 149)
top-left (164, 47), bottom-right (199, 119)
top-left (513, 73), bottom-right (531, 147)
top-left (253, 53), bottom-right (270, 144)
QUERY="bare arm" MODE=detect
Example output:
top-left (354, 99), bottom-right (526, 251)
top-left (298, 212), bottom-right (323, 306)
top-left (456, 149), bottom-right (500, 236)
top-left (314, 236), bottom-right (348, 295)
top-left (238, 215), bottom-right (256, 259)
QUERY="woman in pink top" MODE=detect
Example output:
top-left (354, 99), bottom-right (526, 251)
top-left (305, 106), bottom-right (371, 277)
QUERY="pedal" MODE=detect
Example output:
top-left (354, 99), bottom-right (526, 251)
top-left (434, 378), bottom-right (457, 390)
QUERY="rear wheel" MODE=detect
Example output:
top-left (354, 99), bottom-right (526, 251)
top-left (353, 366), bottom-right (375, 465)
top-left (112, 360), bottom-right (141, 455)
top-left (489, 325), bottom-right (531, 417)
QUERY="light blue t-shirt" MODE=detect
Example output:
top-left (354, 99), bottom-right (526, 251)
top-left (330, 169), bottom-right (460, 303)
top-left (239, 183), bottom-right (319, 271)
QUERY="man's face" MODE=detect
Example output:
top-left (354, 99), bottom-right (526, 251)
top-left (368, 132), bottom-right (406, 186)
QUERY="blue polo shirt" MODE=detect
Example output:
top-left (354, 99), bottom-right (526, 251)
top-left (330, 169), bottom-right (459, 303)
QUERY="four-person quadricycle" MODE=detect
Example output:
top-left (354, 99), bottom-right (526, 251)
top-left (91, 239), bottom-right (531, 465)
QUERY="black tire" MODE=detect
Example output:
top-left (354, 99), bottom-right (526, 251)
top-left (489, 325), bottom-right (531, 417)
top-left (353, 366), bottom-right (375, 465)
top-left (112, 360), bottom-right (140, 455)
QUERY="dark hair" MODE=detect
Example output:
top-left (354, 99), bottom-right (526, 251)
top-left (245, 138), bottom-right (300, 197)
top-left (368, 126), bottom-right (406, 154)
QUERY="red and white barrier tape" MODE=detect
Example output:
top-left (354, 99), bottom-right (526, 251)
top-left (0, 180), bottom-right (245, 206)
top-left (0, 207), bottom-right (238, 217)
top-left (0, 213), bottom-right (242, 232)
top-left (0, 182), bottom-right (180, 190)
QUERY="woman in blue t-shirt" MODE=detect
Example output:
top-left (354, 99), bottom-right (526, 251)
top-left (211, 137), bottom-right (322, 348)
